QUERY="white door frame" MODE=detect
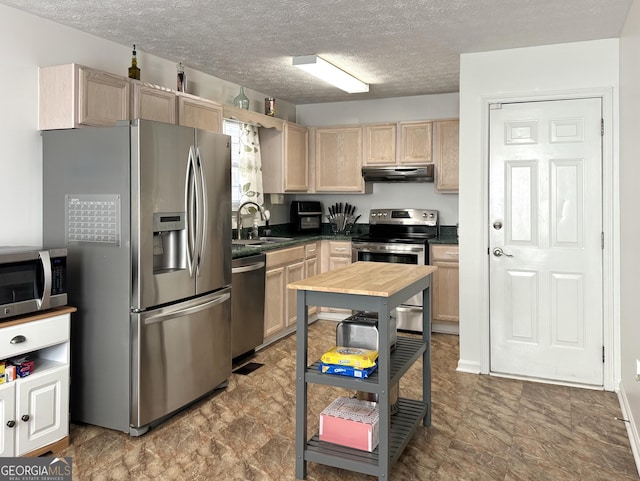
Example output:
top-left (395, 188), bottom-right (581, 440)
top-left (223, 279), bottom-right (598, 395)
top-left (478, 87), bottom-right (616, 391)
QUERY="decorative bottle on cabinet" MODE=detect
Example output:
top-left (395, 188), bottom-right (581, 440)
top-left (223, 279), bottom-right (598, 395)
top-left (177, 62), bottom-right (187, 92)
top-left (128, 44), bottom-right (140, 80)
top-left (233, 86), bottom-right (250, 110)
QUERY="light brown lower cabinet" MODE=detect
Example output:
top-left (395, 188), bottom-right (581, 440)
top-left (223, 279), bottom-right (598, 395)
top-left (304, 242), bottom-right (320, 316)
top-left (430, 244), bottom-right (459, 324)
top-left (263, 242), bottom-right (320, 343)
top-left (320, 240), bottom-right (352, 314)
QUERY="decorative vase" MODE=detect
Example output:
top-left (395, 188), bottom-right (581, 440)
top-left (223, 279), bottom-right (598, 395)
top-left (233, 86), bottom-right (250, 110)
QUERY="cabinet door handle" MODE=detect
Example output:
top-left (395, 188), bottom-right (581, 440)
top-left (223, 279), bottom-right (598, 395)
top-left (21, 414), bottom-right (30, 422)
top-left (10, 335), bottom-right (26, 344)
top-left (6, 420), bottom-right (15, 428)
top-left (334, 247), bottom-right (347, 252)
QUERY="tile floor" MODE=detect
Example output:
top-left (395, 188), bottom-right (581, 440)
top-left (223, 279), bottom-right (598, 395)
top-left (59, 320), bottom-right (639, 480)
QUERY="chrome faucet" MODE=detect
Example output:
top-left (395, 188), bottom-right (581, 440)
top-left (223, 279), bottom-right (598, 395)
top-left (235, 201), bottom-right (265, 240)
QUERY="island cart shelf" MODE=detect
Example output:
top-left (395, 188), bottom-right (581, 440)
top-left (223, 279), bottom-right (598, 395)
top-left (288, 261), bottom-right (437, 481)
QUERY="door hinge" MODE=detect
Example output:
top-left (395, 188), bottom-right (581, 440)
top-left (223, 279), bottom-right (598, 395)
top-left (601, 119), bottom-right (604, 136)
top-left (601, 232), bottom-right (604, 250)
top-left (490, 103), bottom-right (502, 110)
top-left (602, 346), bottom-right (605, 363)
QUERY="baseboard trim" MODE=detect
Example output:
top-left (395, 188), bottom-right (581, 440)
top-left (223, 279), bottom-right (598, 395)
top-left (457, 359), bottom-right (481, 374)
top-left (617, 383), bottom-right (640, 477)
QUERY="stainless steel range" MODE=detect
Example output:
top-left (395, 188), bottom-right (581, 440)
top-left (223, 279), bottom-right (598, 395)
top-left (351, 208), bottom-right (438, 332)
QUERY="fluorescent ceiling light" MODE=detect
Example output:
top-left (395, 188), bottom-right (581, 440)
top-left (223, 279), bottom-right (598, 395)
top-left (293, 55), bottom-right (369, 93)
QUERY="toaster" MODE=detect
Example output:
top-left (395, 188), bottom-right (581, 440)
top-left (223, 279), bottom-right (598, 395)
top-left (336, 311), bottom-right (397, 351)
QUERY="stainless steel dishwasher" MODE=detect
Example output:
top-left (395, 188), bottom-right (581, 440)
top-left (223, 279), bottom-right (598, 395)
top-left (231, 253), bottom-right (266, 359)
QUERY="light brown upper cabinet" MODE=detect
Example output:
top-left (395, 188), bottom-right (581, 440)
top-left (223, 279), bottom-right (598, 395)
top-left (363, 121), bottom-right (433, 166)
top-left (39, 63), bottom-right (224, 133)
top-left (177, 93), bottom-right (223, 133)
top-left (261, 121), bottom-right (309, 193)
top-left (131, 81), bottom-right (176, 124)
top-left (433, 119), bottom-right (460, 192)
top-left (364, 123), bottom-right (397, 165)
top-left (399, 121), bottom-right (433, 164)
top-left (39, 64), bottom-right (130, 130)
top-left (314, 126), bottom-right (367, 193)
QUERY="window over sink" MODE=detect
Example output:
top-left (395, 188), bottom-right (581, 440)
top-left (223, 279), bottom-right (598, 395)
top-left (223, 119), bottom-right (264, 211)
top-left (223, 119), bottom-right (242, 210)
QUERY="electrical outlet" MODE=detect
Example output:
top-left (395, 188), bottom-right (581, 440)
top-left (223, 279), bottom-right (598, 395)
top-left (270, 193), bottom-right (284, 205)
top-left (636, 359), bottom-right (640, 382)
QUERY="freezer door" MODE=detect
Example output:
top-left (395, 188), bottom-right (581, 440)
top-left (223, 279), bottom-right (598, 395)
top-left (194, 129), bottom-right (232, 294)
top-left (130, 288), bottom-right (231, 429)
top-left (132, 120), bottom-right (198, 309)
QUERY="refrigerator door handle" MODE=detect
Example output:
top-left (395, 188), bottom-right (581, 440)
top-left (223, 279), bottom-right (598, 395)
top-left (185, 145), bottom-right (198, 276)
top-left (143, 292), bottom-right (231, 325)
top-left (195, 146), bottom-right (207, 276)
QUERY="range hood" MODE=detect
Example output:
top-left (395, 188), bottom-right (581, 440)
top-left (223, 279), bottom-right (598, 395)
top-left (362, 164), bottom-right (434, 183)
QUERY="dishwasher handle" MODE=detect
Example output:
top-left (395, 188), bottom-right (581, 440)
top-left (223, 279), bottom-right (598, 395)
top-left (232, 261), bottom-right (265, 274)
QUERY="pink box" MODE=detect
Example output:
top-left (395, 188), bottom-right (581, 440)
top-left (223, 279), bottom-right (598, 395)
top-left (319, 397), bottom-right (379, 452)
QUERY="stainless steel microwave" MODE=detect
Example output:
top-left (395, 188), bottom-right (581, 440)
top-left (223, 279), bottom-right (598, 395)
top-left (0, 247), bottom-right (67, 319)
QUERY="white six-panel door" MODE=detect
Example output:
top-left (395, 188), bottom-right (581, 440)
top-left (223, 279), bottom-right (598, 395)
top-left (489, 98), bottom-right (603, 386)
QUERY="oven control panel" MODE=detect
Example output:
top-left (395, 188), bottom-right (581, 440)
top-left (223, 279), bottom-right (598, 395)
top-left (369, 208), bottom-right (438, 226)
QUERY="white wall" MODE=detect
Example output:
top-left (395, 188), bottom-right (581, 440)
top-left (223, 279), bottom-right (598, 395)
top-left (294, 94), bottom-right (460, 226)
top-left (458, 39), bottom-right (619, 374)
top-left (0, 4), bottom-right (295, 246)
top-left (619, 0), bottom-right (640, 468)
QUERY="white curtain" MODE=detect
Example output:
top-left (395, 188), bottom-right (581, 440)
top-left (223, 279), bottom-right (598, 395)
top-left (237, 123), bottom-right (264, 210)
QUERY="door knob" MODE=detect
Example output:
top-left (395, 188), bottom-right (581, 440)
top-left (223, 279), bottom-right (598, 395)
top-left (6, 420), bottom-right (15, 428)
top-left (493, 221), bottom-right (503, 230)
top-left (21, 414), bottom-right (30, 422)
top-left (493, 247), bottom-right (513, 257)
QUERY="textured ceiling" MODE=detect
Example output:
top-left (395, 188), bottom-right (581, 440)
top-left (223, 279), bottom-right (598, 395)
top-left (0, 0), bottom-right (632, 104)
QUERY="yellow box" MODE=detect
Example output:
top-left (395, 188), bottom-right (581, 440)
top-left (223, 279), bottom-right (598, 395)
top-left (320, 346), bottom-right (378, 369)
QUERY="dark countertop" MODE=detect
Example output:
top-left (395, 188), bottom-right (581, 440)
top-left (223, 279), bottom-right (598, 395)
top-left (428, 235), bottom-right (459, 245)
top-left (231, 223), bottom-right (458, 258)
top-left (231, 233), bottom-right (326, 259)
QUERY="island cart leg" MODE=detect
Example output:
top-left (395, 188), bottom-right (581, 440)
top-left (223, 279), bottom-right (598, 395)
top-left (375, 297), bottom-right (391, 480)
top-left (295, 289), bottom-right (309, 480)
top-left (422, 283), bottom-right (432, 426)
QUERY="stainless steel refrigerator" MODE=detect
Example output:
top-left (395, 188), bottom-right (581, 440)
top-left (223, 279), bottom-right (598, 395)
top-left (42, 120), bottom-right (232, 435)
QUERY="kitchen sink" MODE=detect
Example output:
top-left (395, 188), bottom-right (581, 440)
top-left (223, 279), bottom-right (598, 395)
top-left (232, 236), bottom-right (294, 247)
top-left (257, 236), bottom-right (294, 243)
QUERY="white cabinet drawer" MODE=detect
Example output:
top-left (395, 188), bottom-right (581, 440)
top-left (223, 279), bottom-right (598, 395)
top-left (0, 315), bottom-right (70, 359)
top-left (430, 244), bottom-right (459, 262)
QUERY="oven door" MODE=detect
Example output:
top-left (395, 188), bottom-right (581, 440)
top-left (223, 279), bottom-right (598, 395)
top-left (351, 241), bottom-right (425, 264)
top-left (351, 241), bottom-right (426, 332)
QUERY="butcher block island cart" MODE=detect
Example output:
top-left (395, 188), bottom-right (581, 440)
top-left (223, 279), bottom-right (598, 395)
top-left (288, 261), bottom-right (437, 480)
